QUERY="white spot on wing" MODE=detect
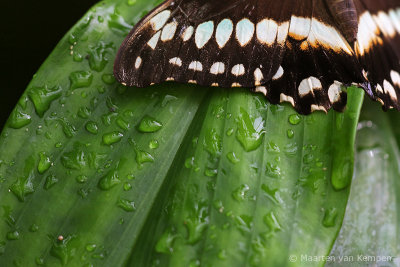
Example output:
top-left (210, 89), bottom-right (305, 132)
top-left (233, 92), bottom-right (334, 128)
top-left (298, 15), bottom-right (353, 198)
top-left (256, 19), bottom-right (278, 45)
top-left (289, 16), bottom-right (311, 40)
top-left (216, 19), bottom-right (233, 48)
top-left (161, 21), bottom-right (178, 41)
top-left (390, 70), bottom-right (400, 87)
top-left (383, 80), bottom-right (398, 100)
top-left (272, 66), bottom-right (284, 80)
top-left (182, 26), bottom-right (194, 41)
top-left (311, 105), bottom-right (327, 113)
top-left (147, 31), bottom-right (161, 49)
top-left (280, 93), bottom-right (295, 106)
top-left (210, 62), bottom-right (225, 75)
top-left (256, 86), bottom-right (267, 95)
top-left (254, 68), bottom-right (263, 86)
top-left (189, 61), bottom-right (203, 72)
top-left (277, 22), bottom-right (289, 44)
top-left (298, 76), bottom-right (322, 97)
top-left (169, 57), bottom-right (182, 67)
top-left (231, 64), bottom-right (245, 76)
top-left (135, 56), bottom-right (142, 69)
top-left (150, 10), bottom-right (171, 31)
top-left (232, 82), bottom-right (241, 87)
top-left (236, 18), bottom-right (255, 46)
top-left (195, 21), bottom-right (214, 49)
top-left (328, 81), bottom-right (342, 103)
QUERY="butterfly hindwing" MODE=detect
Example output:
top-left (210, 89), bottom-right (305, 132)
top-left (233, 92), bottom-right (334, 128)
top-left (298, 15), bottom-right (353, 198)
top-left (114, 0), bottom-right (400, 114)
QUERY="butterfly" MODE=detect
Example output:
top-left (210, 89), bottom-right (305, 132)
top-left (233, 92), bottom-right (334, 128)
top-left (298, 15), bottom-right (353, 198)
top-left (114, 0), bottom-right (400, 114)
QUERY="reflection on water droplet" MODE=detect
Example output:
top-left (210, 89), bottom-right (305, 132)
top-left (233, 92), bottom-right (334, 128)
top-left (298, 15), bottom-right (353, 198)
top-left (6, 230), bottom-right (20, 240)
top-left (28, 85), bottom-right (62, 117)
top-left (9, 109), bottom-right (32, 129)
top-left (44, 174), bottom-right (58, 190)
top-left (117, 198), bottom-right (136, 212)
top-left (226, 152), bottom-right (240, 164)
top-left (103, 131), bottom-right (123, 145)
top-left (69, 71), bottom-right (93, 90)
top-left (38, 152), bottom-right (51, 174)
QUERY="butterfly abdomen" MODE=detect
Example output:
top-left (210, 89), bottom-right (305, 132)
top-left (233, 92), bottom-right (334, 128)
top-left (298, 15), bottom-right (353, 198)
top-left (325, 0), bottom-right (358, 42)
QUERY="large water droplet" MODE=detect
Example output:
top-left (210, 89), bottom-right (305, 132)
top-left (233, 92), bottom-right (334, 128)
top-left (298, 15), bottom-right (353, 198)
top-left (155, 230), bottom-right (176, 254)
top-left (61, 145), bottom-right (87, 170)
top-left (137, 115), bottom-right (163, 133)
top-left (236, 108), bottom-right (265, 152)
top-left (10, 173), bottom-right (35, 201)
top-left (69, 71), bottom-right (93, 90)
top-left (288, 114), bottom-right (302, 125)
top-left (232, 184), bottom-right (250, 202)
top-left (135, 149), bottom-right (154, 166)
top-left (85, 121), bottom-right (99, 134)
top-left (103, 131), bottom-right (124, 145)
top-left (38, 152), bottom-right (51, 174)
top-left (226, 152), bottom-right (240, 164)
top-left (87, 42), bottom-right (114, 72)
top-left (204, 128), bottom-right (222, 157)
top-left (98, 169), bottom-right (120, 190)
top-left (28, 85), bottom-right (62, 117)
top-left (9, 109), bottom-right (32, 129)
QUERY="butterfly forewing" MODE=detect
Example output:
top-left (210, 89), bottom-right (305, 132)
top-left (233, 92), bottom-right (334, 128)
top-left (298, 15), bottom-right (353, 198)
top-left (114, 0), bottom-right (400, 114)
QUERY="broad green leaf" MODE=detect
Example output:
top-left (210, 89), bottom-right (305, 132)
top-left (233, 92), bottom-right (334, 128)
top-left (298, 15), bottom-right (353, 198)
top-left (328, 101), bottom-right (400, 267)
top-left (0, 0), bottom-right (364, 266)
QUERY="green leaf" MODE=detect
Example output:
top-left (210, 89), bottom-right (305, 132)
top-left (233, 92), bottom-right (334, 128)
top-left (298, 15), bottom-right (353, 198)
top-left (0, 0), bottom-right (364, 266)
top-left (329, 101), bottom-right (400, 266)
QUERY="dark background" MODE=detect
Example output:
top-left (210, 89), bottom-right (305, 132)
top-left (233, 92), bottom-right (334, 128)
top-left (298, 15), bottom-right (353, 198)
top-left (0, 0), bottom-right (99, 129)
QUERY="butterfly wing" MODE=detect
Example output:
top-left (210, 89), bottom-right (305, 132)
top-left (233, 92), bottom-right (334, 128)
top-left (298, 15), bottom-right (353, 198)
top-left (114, 0), bottom-right (400, 114)
top-left (354, 0), bottom-right (400, 110)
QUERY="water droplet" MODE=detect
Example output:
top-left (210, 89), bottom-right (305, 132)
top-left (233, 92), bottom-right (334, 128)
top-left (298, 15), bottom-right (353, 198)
top-left (102, 112), bottom-right (118, 126)
top-left (50, 234), bottom-right (76, 265)
top-left (232, 184), bottom-right (250, 202)
top-left (85, 121), bottom-right (99, 134)
top-left (265, 162), bottom-right (281, 178)
top-left (101, 74), bottom-right (115, 85)
top-left (287, 129), bottom-right (294, 138)
top-left (234, 214), bottom-right (253, 234)
top-left (155, 230), bottom-right (176, 254)
top-left (69, 71), bottom-right (93, 90)
top-left (188, 259), bottom-right (201, 267)
top-left (9, 109), bottom-right (31, 129)
top-left (204, 128), bottom-right (222, 157)
top-left (44, 174), bottom-right (58, 190)
top-left (117, 198), bottom-right (136, 212)
top-left (10, 173), bottom-right (35, 201)
top-left (137, 115), bottom-right (163, 133)
top-left (76, 175), bottom-right (88, 184)
top-left (116, 118), bottom-right (130, 131)
top-left (226, 152), bottom-right (240, 164)
top-left (57, 117), bottom-right (77, 138)
top-left (184, 201), bottom-right (209, 244)
top-left (103, 131), bottom-right (124, 145)
top-left (77, 107), bottom-right (91, 119)
top-left (87, 42), bottom-right (114, 72)
top-left (263, 212), bottom-right (281, 232)
top-left (261, 184), bottom-right (278, 204)
top-left (73, 53), bottom-right (83, 62)
top-left (98, 169), bottom-right (120, 190)
top-left (288, 114), bottom-right (302, 125)
top-left (226, 128), bottom-right (234, 136)
top-left (236, 108), bottom-right (265, 152)
top-left (213, 200), bottom-right (224, 213)
top-left (29, 224), bottom-right (39, 232)
top-left (6, 230), bottom-right (20, 240)
top-left (61, 146), bottom-right (87, 170)
top-left (38, 152), bottom-right (51, 174)
top-left (35, 257), bottom-right (44, 265)
top-left (127, 0), bottom-right (137, 5)
top-left (85, 243), bottom-right (97, 252)
top-left (149, 140), bottom-right (159, 149)
top-left (135, 149), bottom-right (154, 166)
top-left (322, 207), bottom-right (337, 227)
top-left (123, 182), bottom-right (132, 191)
top-left (28, 85), bottom-right (62, 117)
top-left (108, 12), bottom-right (132, 36)
top-left (204, 168), bottom-right (217, 177)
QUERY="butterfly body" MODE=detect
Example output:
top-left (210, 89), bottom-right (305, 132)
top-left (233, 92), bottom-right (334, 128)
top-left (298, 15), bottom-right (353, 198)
top-left (114, 0), bottom-right (400, 114)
